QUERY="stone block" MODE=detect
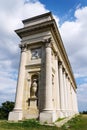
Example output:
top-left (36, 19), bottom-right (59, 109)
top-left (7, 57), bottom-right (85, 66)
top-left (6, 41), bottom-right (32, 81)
top-left (40, 111), bottom-right (57, 123)
top-left (8, 111), bottom-right (23, 121)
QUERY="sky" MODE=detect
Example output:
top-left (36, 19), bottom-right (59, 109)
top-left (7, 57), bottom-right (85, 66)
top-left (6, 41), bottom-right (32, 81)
top-left (0, 0), bottom-right (87, 112)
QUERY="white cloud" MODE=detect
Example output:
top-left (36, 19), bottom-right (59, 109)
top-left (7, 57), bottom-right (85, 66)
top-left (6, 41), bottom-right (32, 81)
top-left (59, 6), bottom-right (87, 111)
top-left (59, 6), bottom-right (87, 77)
top-left (21, 1), bottom-right (48, 19)
top-left (0, 0), bottom-right (87, 112)
top-left (0, 70), bottom-right (17, 104)
top-left (0, 0), bottom-right (49, 105)
top-left (78, 83), bottom-right (87, 92)
top-left (77, 83), bottom-right (87, 111)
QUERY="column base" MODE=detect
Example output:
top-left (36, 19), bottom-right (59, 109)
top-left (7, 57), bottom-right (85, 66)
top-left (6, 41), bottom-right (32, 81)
top-left (56, 109), bottom-right (62, 118)
top-left (40, 111), bottom-right (57, 123)
top-left (8, 110), bottom-right (23, 121)
top-left (60, 110), bottom-right (67, 118)
top-left (65, 111), bottom-right (69, 117)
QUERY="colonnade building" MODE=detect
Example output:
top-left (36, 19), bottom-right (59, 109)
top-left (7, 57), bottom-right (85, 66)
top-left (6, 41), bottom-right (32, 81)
top-left (8, 12), bottom-right (78, 123)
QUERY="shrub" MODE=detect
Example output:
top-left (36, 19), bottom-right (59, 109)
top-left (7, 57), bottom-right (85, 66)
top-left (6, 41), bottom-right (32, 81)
top-left (0, 101), bottom-right (14, 119)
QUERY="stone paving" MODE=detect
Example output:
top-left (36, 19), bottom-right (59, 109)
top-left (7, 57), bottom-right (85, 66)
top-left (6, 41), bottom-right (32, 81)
top-left (55, 116), bottom-right (73, 127)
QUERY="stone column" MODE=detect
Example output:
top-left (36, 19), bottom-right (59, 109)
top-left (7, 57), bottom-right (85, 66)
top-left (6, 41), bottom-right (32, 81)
top-left (63, 69), bottom-right (68, 117)
top-left (70, 82), bottom-right (73, 115)
top-left (71, 86), bottom-right (75, 115)
top-left (55, 55), bottom-right (60, 116)
top-left (40, 38), bottom-right (56, 123)
top-left (58, 61), bottom-right (65, 117)
top-left (73, 90), bottom-right (76, 113)
top-left (74, 90), bottom-right (78, 113)
top-left (70, 85), bottom-right (73, 115)
top-left (66, 74), bottom-right (69, 117)
top-left (67, 79), bottom-right (70, 116)
top-left (14, 43), bottom-right (27, 110)
top-left (65, 73), bottom-right (68, 116)
top-left (68, 81), bottom-right (72, 116)
top-left (8, 43), bottom-right (27, 121)
top-left (44, 38), bottom-right (52, 110)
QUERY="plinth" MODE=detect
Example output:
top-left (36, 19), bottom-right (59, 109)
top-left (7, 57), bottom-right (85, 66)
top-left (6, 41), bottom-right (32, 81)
top-left (25, 97), bottom-right (39, 119)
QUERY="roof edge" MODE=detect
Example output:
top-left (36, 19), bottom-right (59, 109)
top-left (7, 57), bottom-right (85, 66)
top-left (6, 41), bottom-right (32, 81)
top-left (22, 12), bottom-right (53, 24)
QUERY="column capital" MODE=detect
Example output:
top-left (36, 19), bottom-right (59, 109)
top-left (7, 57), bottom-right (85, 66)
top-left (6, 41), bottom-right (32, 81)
top-left (43, 37), bottom-right (52, 48)
top-left (54, 51), bottom-right (58, 56)
top-left (54, 51), bottom-right (58, 60)
top-left (63, 67), bottom-right (65, 73)
top-left (66, 73), bottom-right (68, 78)
top-left (58, 61), bottom-right (62, 67)
top-left (19, 43), bottom-right (27, 52)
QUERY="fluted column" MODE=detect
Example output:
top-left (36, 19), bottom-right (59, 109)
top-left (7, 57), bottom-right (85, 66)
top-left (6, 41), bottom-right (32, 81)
top-left (65, 73), bottom-right (69, 116)
top-left (59, 61), bottom-right (65, 114)
top-left (70, 85), bottom-right (73, 114)
top-left (8, 43), bottom-right (27, 121)
top-left (74, 89), bottom-right (76, 113)
top-left (70, 82), bottom-right (73, 115)
top-left (66, 74), bottom-right (69, 116)
top-left (40, 38), bottom-right (57, 123)
top-left (74, 91), bottom-right (78, 113)
top-left (55, 55), bottom-right (60, 113)
top-left (63, 69), bottom-right (68, 116)
top-left (71, 86), bottom-right (75, 114)
top-left (67, 78), bottom-right (71, 116)
top-left (14, 43), bottom-right (27, 111)
top-left (44, 38), bottom-right (53, 110)
top-left (68, 81), bottom-right (72, 115)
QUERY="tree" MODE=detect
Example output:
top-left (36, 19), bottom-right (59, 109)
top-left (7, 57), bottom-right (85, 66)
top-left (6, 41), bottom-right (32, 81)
top-left (82, 111), bottom-right (87, 114)
top-left (0, 101), bottom-right (14, 119)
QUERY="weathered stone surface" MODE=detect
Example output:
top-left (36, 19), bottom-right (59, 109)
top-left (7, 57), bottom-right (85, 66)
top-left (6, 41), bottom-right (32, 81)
top-left (8, 12), bottom-right (78, 123)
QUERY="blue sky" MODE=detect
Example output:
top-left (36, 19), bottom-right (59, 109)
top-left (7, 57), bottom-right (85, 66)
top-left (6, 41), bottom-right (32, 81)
top-left (39, 0), bottom-right (87, 17)
top-left (0, 0), bottom-right (87, 112)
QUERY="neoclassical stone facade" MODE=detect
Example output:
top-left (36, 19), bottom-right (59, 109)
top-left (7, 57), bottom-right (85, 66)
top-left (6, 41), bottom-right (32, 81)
top-left (8, 12), bottom-right (78, 123)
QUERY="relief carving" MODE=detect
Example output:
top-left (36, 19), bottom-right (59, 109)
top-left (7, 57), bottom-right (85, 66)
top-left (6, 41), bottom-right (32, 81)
top-left (31, 48), bottom-right (41, 60)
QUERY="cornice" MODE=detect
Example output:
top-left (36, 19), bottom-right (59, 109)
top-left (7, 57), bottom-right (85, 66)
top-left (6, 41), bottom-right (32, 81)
top-left (22, 12), bottom-right (53, 24)
top-left (49, 20), bottom-right (77, 89)
top-left (15, 20), bottom-right (55, 38)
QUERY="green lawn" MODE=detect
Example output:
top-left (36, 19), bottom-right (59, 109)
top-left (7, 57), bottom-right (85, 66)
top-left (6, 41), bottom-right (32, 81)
top-left (62, 114), bottom-right (87, 130)
top-left (0, 114), bottom-right (87, 130)
top-left (0, 119), bottom-right (59, 130)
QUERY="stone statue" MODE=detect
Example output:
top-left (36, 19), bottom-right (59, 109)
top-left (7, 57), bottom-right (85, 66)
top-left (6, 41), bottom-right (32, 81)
top-left (31, 79), bottom-right (37, 98)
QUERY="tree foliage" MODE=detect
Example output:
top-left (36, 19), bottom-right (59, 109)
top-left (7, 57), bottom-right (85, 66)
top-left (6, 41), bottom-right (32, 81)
top-left (0, 101), bottom-right (14, 119)
top-left (80, 111), bottom-right (87, 114)
top-left (82, 111), bottom-right (87, 114)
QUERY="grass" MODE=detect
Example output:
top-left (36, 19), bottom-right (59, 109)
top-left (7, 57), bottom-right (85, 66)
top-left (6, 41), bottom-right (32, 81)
top-left (61, 114), bottom-right (87, 130)
top-left (0, 119), bottom-right (58, 130)
top-left (0, 114), bottom-right (87, 130)
top-left (56, 117), bottom-right (66, 122)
